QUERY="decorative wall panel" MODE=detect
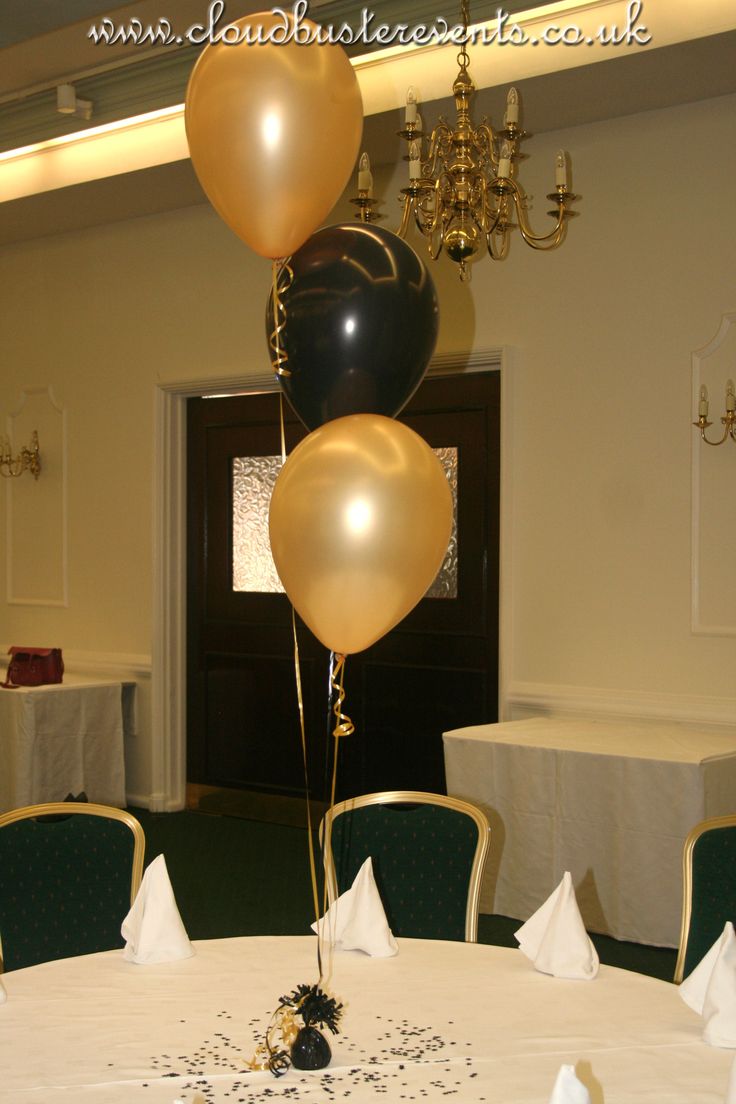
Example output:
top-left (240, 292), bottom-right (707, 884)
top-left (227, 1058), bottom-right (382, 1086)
top-left (6, 387), bottom-right (67, 607)
top-left (691, 313), bottom-right (736, 635)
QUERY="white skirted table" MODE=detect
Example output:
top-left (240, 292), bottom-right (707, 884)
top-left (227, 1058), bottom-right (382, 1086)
top-left (0, 676), bottom-right (131, 812)
top-left (443, 717), bottom-right (736, 947)
top-left (0, 935), bottom-right (732, 1103)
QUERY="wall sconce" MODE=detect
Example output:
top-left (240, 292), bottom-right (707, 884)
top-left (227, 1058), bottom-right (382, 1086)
top-left (0, 431), bottom-right (41, 479)
top-left (56, 84), bottom-right (93, 122)
top-left (693, 380), bottom-right (736, 446)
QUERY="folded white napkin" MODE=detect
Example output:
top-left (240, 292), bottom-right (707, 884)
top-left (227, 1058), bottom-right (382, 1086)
top-left (0, 976), bottom-right (6, 1004)
top-left (312, 856), bottom-right (398, 957)
top-left (548, 1064), bottom-right (592, 1104)
top-left (121, 854), bottom-right (194, 965)
top-left (679, 921), bottom-right (736, 1048)
top-left (515, 871), bottom-right (599, 980)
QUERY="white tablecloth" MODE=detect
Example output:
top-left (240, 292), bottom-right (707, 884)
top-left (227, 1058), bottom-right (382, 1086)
top-left (0, 935), bottom-right (732, 1103)
top-left (443, 717), bottom-right (736, 946)
top-left (0, 676), bottom-right (130, 811)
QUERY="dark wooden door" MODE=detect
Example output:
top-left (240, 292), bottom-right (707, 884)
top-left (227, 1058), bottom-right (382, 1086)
top-left (186, 371), bottom-right (499, 803)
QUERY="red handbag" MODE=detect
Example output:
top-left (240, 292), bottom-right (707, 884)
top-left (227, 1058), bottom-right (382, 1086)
top-left (1, 647), bottom-right (64, 689)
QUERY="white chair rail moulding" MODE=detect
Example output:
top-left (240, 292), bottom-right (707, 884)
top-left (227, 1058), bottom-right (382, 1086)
top-left (152, 349), bottom-right (511, 812)
top-left (691, 312), bottom-right (736, 636)
top-left (4, 386), bottom-right (68, 607)
top-left (505, 680), bottom-right (736, 728)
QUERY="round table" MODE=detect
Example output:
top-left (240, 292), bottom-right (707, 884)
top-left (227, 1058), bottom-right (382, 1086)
top-left (0, 936), bottom-right (732, 1102)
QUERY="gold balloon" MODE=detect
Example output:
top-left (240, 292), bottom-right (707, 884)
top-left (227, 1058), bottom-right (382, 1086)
top-left (185, 11), bottom-right (363, 259)
top-left (269, 414), bottom-right (453, 655)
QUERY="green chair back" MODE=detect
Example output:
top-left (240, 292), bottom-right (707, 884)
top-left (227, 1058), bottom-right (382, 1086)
top-left (323, 791), bottom-right (489, 942)
top-left (675, 814), bottom-right (736, 983)
top-left (0, 803), bottom-right (144, 973)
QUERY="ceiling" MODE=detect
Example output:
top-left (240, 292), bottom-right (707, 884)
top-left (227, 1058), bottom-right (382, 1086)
top-left (1, 1), bottom-right (735, 246)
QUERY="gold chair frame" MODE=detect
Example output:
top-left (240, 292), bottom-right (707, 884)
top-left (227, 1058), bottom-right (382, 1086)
top-left (674, 811), bottom-right (736, 984)
top-left (0, 802), bottom-right (145, 973)
top-left (320, 790), bottom-right (490, 943)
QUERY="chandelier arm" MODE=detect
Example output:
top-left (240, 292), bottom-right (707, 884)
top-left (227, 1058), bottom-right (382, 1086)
top-left (487, 223), bottom-right (511, 261)
top-left (423, 123), bottom-right (452, 179)
top-left (473, 123), bottom-right (497, 165)
top-left (429, 227), bottom-right (445, 261)
top-left (512, 187), bottom-right (569, 250)
top-left (422, 176), bottom-right (448, 237)
top-left (483, 205), bottom-right (504, 236)
top-left (478, 177), bottom-right (504, 236)
top-left (397, 194), bottom-right (415, 239)
top-left (421, 182), bottom-right (447, 259)
top-left (410, 193), bottom-right (437, 239)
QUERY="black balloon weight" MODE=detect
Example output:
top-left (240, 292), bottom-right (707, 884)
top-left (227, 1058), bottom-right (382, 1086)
top-left (290, 1025), bottom-right (332, 1070)
top-left (267, 223), bottom-right (439, 429)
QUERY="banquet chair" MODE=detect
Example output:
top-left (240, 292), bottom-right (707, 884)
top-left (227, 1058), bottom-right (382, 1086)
top-left (674, 812), bottom-right (736, 983)
top-left (320, 791), bottom-right (490, 942)
top-left (0, 802), bottom-right (145, 973)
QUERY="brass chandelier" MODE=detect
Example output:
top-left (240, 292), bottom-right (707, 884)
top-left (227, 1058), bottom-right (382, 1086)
top-left (353, 1), bottom-right (578, 281)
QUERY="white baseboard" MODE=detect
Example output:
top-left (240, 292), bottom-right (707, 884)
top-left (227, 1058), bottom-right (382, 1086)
top-left (126, 790), bottom-right (186, 813)
top-left (125, 791), bottom-right (152, 811)
top-left (505, 681), bottom-right (736, 728)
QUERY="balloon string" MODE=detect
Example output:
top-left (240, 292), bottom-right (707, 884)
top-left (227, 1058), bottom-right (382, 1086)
top-left (278, 391), bottom-right (321, 964)
top-left (319, 652), bottom-right (349, 990)
top-left (279, 391), bottom-right (287, 466)
top-left (269, 258), bottom-right (293, 377)
top-left (291, 605), bottom-right (321, 932)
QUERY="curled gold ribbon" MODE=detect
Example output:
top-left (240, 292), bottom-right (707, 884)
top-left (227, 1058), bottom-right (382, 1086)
top-left (246, 1007), bottom-right (299, 1076)
top-left (331, 653), bottom-right (354, 739)
top-left (269, 258), bottom-right (294, 377)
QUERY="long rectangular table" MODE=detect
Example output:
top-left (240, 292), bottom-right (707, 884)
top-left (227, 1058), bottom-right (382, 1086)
top-left (0, 935), bottom-right (732, 1102)
top-left (443, 717), bottom-right (736, 947)
top-left (0, 676), bottom-right (130, 812)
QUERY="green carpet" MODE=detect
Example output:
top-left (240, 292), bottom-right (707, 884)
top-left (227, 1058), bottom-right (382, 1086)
top-left (130, 807), bottom-right (317, 939)
top-left (130, 807), bottom-right (677, 982)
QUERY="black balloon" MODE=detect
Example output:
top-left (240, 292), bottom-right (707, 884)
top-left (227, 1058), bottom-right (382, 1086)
top-left (267, 223), bottom-right (439, 430)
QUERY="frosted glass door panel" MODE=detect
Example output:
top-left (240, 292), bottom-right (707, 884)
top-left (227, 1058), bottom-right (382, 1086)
top-left (232, 448), bottom-right (458, 598)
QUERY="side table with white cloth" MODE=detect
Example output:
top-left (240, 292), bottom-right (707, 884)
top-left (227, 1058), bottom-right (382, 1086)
top-left (1, 935), bottom-right (733, 1103)
top-left (0, 675), bottom-right (133, 812)
top-left (443, 717), bottom-right (736, 947)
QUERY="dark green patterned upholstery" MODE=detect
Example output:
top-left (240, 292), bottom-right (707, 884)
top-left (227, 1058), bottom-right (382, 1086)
top-left (678, 817), bottom-right (736, 982)
top-left (0, 805), bottom-right (144, 973)
top-left (325, 793), bottom-right (488, 942)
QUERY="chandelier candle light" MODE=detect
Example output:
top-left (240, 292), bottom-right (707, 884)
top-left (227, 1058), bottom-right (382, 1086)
top-left (353, 1), bottom-right (578, 280)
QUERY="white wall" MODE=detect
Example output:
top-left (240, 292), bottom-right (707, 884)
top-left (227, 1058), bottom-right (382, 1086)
top-left (1, 91), bottom-right (735, 806)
